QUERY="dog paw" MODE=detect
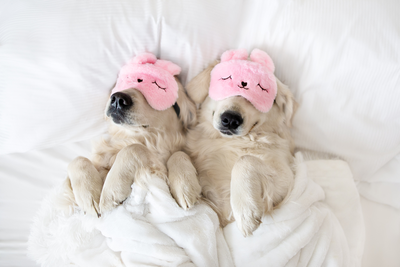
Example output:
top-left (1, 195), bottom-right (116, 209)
top-left (167, 151), bottom-right (201, 210)
top-left (234, 209), bottom-right (262, 237)
top-left (99, 181), bottom-right (132, 213)
top-left (231, 197), bottom-right (263, 237)
top-left (67, 157), bottom-right (103, 217)
top-left (170, 176), bottom-right (201, 210)
top-left (74, 186), bottom-right (101, 218)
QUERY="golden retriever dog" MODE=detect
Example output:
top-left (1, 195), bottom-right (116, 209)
top-left (60, 74), bottom-right (201, 217)
top-left (184, 54), bottom-right (298, 237)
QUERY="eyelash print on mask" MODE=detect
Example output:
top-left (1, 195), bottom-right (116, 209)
top-left (258, 84), bottom-right (268, 92)
top-left (152, 81), bottom-right (166, 91)
top-left (220, 75), bottom-right (232, 80)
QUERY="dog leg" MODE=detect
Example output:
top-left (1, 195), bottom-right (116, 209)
top-left (231, 155), bottom-right (264, 237)
top-left (99, 144), bottom-right (167, 213)
top-left (231, 155), bottom-right (293, 237)
top-left (65, 156), bottom-right (104, 217)
top-left (167, 151), bottom-right (201, 210)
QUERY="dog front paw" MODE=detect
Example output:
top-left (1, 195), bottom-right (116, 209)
top-left (170, 174), bottom-right (201, 210)
top-left (67, 157), bottom-right (102, 217)
top-left (74, 185), bottom-right (101, 217)
top-left (99, 179), bottom-right (132, 213)
top-left (167, 151), bottom-right (201, 210)
top-left (231, 195), bottom-right (263, 237)
top-left (232, 206), bottom-right (262, 237)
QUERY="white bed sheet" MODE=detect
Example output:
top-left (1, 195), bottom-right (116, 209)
top-left (0, 140), bottom-right (399, 267)
top-left (0, 141), bottom-right (91, 267)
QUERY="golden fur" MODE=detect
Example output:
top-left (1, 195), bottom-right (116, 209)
top-left (62, 78), bottom-right (201, 216)
top-left (184, 61), bottom-right (298, 236)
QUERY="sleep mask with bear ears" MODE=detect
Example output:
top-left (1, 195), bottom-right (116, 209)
top-left (112, 52), bottom-right (181, 111)
top-left (209, 48), bottom-right (277, 113)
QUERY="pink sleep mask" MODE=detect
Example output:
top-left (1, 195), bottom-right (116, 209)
top-left (209, 49), bottom-right (277, 113)
top-left (112, 52), bottom-right (181, 111)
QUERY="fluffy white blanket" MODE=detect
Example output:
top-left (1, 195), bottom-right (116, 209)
top-left (28, 154), bottom-right (364, 267)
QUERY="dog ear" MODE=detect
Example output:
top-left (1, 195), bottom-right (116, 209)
top-left (275, 78), bottom-right (298, 127)
top-left (176, 78), bottom-right (197, 130)
top-left (185, 60), bottom-right (219, 104)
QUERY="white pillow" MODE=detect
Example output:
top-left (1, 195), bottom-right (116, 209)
top-left (0, 0), bottom-right (161, 154)
top-left (1, 0), bottom-right (399, 207)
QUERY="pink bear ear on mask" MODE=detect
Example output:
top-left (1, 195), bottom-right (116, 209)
top-left (131, 52), bottom-right (157, 64)
top-left (250, 48), bottom-right (275, 73)
top-left (220, 49), bottom-right (248, 62)
top-left (155, 60), bottom-right (181, 76)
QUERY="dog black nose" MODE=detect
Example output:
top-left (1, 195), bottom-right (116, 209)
top-left (241, 81), bottom-right (247, 87)
top-left (220, 111), bottom-right (243, 130)
top-left (110, 92), bottom-right (133, 110)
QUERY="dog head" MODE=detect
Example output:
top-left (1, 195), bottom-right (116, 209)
top-left (186, 49), bottom-right (297, 138)
top-left (105, 53), bottom-right (196, 132)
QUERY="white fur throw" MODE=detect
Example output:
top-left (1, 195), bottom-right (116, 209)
top-left (28, 154), bottom-right (363, 267)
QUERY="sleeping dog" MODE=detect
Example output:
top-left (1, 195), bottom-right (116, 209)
top-left (184, 49), bottom-right (298, 236)
top-left (61, 53), bottom-right (201, 216)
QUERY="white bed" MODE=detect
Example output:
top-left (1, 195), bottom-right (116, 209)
top-left (1, 0), bottom-right (399, 266)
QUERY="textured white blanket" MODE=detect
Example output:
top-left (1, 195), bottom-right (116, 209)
top-left (28, 154), bottom-right (363, 267)
top-left (29, 177), bottom-right (232, 267)
top-left (224, 155), bottom-right (354, 267)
